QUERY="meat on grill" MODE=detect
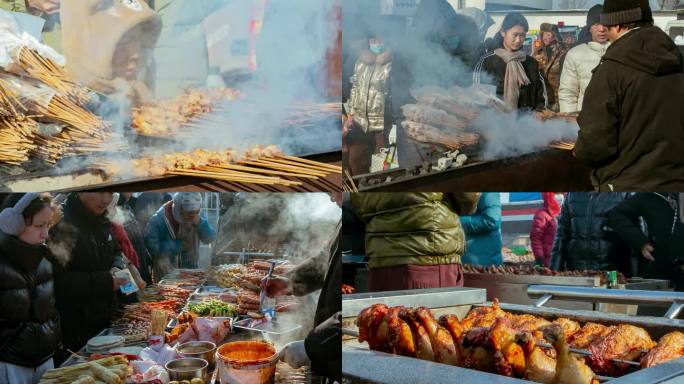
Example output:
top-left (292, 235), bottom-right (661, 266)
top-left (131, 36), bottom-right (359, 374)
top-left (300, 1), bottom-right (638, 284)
top-left (586, 324), bottom-right (656, 376)
top-left (640, 331), bottom-right (684, 369)
top-left (356, 300), bottom-right (671, 383)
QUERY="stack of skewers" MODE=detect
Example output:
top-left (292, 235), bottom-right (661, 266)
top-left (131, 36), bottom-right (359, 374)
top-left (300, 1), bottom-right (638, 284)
top-left (94, 145), bottom-right (342, 187)
top-left (13, 47), bottom-right (90, 105)
top-left (0, 79), bottom-right (38, 165)
top-left (0, 42), bottom-right (118, 166)
top-left (284, 101), bottom-right (342, 126)
top-left (550, 140), bottom-right (576, 151)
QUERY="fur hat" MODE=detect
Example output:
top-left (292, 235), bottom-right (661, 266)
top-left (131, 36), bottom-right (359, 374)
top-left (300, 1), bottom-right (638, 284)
top-left (600, 0), bottom-right (642, 26)
top-left (0, 193), bottom-right (39, 236)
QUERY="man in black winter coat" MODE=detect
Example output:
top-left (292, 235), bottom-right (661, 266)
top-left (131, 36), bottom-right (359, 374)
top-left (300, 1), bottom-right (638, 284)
top-left (608, 193), bottom-right (684, 291)
top-left (551, 192), bottom-right (630, 272)
top-left (49, 193), bottom-right (127, 363)
top-left (575, 0), bottom-right (684, 191)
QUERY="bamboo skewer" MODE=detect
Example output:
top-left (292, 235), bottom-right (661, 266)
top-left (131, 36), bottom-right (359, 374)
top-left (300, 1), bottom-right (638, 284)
top-left (241, 159), bottom-right (329, 177)
top-left (15, 47), bottom-right (90, 105)
top-left (201, 163), bottom-right (319, 179)
top-left (550, 140), bottom-right (576, 151)
top-left (166, 169), bottom-right (302, 186)
top-left (257, 157), bottom-right (335, 173)
top-left (278, 154), bottom-right (342, 172)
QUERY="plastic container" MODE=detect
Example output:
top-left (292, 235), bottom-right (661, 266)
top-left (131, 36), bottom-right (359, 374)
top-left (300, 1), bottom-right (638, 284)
top-left (216, 341), bottom-right (278, 384)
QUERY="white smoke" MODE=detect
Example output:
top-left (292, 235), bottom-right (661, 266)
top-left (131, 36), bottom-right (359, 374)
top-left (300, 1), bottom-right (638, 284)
top-left (473, 109), bottom-right (579, 159)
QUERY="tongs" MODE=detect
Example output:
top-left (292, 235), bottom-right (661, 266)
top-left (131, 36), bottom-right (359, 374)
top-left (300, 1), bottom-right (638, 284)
top-left (259, 260), bottom-right (278, 320)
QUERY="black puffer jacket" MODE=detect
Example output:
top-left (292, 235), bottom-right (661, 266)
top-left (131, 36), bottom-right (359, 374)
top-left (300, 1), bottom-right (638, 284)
top-left (551, 193), bottom-right (629, 271)
top-left (608, 193), bottom-right (684, 289)
top-left (0, 231), bottom-right (60, 367)
top-left (287, 223), bottom-right (341, 382)
top-left (48, 194), bottom-right (124, 351)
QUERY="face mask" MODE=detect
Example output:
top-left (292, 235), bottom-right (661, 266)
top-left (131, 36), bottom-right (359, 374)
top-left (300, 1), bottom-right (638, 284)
top-left (369, 44), bottom-right (385, 54)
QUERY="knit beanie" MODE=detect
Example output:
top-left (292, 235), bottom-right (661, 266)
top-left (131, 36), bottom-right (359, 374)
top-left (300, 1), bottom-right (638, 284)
top-left (600, 0), bottom-right (642, 26)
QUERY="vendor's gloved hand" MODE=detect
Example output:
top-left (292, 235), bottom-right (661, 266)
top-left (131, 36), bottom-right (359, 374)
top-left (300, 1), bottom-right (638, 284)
top-left (279, 340), bottom-right (310, 369)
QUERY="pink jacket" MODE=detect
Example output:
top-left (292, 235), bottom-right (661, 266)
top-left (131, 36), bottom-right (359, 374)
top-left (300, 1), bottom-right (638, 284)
top-left (530, 209), bottom-right (558, 267)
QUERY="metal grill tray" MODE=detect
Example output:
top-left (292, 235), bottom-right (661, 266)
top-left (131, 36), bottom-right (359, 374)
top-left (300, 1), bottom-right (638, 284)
top-left (233, 318), bottom-right (301, 335)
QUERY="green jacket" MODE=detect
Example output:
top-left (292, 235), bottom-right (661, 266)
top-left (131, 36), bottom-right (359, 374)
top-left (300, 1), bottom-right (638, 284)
top-left (0, 0), bottom-right (63, 53)
top-left (350, 193), bottom-right (480, 268)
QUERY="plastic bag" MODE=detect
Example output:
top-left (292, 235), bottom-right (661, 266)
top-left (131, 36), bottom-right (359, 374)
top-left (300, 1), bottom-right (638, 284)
top-left (0, 74), bottom-right (56, 108)
top-left (174, 317), bottom-right (231, 345)
top-left (0, 15), bottom-right (64, 69)
top-left (130, 361), bottom-right (169, 384)
top-left (139, 344), bottom-right (178, 366)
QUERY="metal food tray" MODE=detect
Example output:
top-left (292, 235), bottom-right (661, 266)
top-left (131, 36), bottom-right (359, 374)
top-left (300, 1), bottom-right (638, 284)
top-left (233, 318), bottom-right (302, 335)
top-left (167, 316), bottom-right (233, 330)
top-left (157, 279), bottom-right (203, 290)
top-left (342, 287), bottom-right (684, 383)
top-left (342, 286), bottom-right (486, 318)
top-left (187, 293), bottom-right (238, 304)
top-left (60, 328), bottom-right (147, 367)
top-left (194, 286), bottom-right (228, 295)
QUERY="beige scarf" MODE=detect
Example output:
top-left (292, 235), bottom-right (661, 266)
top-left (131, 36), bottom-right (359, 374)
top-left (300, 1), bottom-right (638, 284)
top-left (494, 48), bottom-right (531, 110)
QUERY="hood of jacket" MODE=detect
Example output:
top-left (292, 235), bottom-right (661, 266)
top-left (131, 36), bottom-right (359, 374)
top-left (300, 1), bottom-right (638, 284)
top-left (603, 26), bottom-right (682, 76)
top-left (61, 0), bottom-right (161, 85)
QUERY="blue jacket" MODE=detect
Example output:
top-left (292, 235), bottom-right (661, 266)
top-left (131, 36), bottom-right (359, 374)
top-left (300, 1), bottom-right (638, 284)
top-left (144, 202), bottom-right (216, 275)
top-left (460, 193), bottom-right (503, 266)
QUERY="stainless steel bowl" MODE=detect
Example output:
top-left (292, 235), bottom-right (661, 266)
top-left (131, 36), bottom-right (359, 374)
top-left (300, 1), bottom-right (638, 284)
top-left (165, 358), bottom-right (208, 381)
top-left (177, 341), bottom-right (217, 369)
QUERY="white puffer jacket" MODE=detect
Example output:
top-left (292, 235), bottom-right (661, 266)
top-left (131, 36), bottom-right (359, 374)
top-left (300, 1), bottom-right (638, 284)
top-left (558, 41), bottom-right (610, 113)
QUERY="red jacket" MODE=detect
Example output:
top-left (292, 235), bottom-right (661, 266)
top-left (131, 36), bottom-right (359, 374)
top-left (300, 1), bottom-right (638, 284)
top-left (111, 223), bottom-right (139, 268)
top-left (530, 209), bottom-right (558, 267)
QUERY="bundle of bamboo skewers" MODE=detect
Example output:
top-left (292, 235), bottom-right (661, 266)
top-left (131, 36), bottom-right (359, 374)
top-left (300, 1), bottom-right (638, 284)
top-left (94, 145), bottom-right (342, 188)
top-left (168, 153), bottom-right (342, 187)
top-left (0, 42), bottom-right (119, 166)
top-left (0, 117), bottom-right (39, 165)
top-left (14, 47), bottom-right (90, 105)
top-left (0, 78), bottom-right (39, 165)
top-left (39, 355), bottom-right (131, 384)
top-left (343, 169), bottom-right (358, 192)
top-left (550, 139), bottom-right (576, 151)
top-left (285, 101), bottom-right (342, 126)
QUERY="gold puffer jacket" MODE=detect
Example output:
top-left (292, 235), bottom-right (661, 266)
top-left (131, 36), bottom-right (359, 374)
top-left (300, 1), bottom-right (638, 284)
top-left (348, 49), bottom-right (393, 133)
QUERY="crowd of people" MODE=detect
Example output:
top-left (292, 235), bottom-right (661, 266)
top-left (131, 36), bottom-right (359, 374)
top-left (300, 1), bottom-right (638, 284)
top-left (343, 0), bottom-right (684, 191)
top-left (345, 192), bottom-right (684, 293)
top-left (0, 192), bottom-right (343, 384)
top-left (0, 192), bottom-right (216, 383)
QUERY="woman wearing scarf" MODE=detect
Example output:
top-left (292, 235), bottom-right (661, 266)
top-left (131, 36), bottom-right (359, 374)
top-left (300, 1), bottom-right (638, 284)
top-left (144, 193), bottom-right (216, 280)
top-left (473, 13), bottom-right (547, 112)
top-left (530, 193), bottom-right (561, 267)
top-left (0, 194), bottom-right (60, 384)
